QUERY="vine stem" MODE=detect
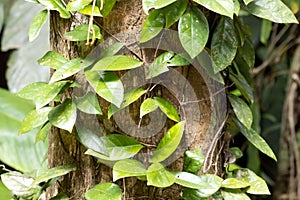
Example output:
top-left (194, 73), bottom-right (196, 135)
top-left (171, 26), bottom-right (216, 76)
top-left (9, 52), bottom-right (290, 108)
top-left (86, 0), bottom-right (97, 45)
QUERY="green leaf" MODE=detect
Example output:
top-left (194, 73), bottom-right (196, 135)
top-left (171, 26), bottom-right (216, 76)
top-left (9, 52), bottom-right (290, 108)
top-left (78, 5), bottom-right (102, 17)
top-left (17, 81), bottom-right (69, 109)
top-left (221, 189), bottom-right (251, 200)
top-left (48, 99), bottom-right (77, 133)
top-left (235, 37), bottom-right (255, 71)
top-left (150, 121), bottom-right (185, 162)
top-left (0, 180), bottom-right (11, 200)
top-left (66, 0), bottom-right (92, 11)
top-left (230, 147), bottom-right (243, 159)
top-left (140, 9), bottom-right (165, 43)
top-left (183, 148), bottom-right (205, 174)
top-left (85, 70), bottom-right (124, 107)
top-left (222, 178), bottom-right (250, 189)
top-left (142, 0), bottom-right (155, 14)
top-left (36, 122), bottom-right (51, 143)
top-left (75, 92), bottom-right (102, 115)
top-left (233, 117), bottom-right (277, 161)
top-left (154, 0), bottom-right (176, 9)
top-left (108, 88), bottom-right (146, 118)
top-left (211, 17), bottom-right (238, 73)
top-left (85, 183), bottom-right (121, 200)
top-left (140, 98), bottom-right (159, 118)
top-left (147, 163), bottom-right (175, 187)
top-left (50, 57), bottom-right (93, 83)
top-left (178, 7), bottom-right (209, 59)
top-left (31, 165), bottom-right (76, 186)
top-left (98, 42), bottom-right (124, 59)
top-left (164, 0), bottom-right (188, 28)
top-left (91, 55), bottom-right (143, 71)
top-left (147, 52), bottom-right (173, 79)
top-left (113, 159), bottom-right (147, 181)
top-left (229, 71), bottom-right (254, 104)
top-left (233, 0), bottom-right (240, 15)
top-left (260, 19), bottom-right (272, 45)
top-left (193, 0), bottom-right (234, 18)
top-left (19, 107), bottom-right (52, 134)
top-left (245, 0), bottom-right (298, 23)
top-left (175, 172), bottom-right (214, 189)
top-left (64, 24), bottom-right (102, 41)
top-left (228, 95), bottom-right (253, 130)
top-left (28, 9), bottom-right (48, 42)
top-left (182, 174), bottom-right (223, 198)
top-left (101, 0), bottom-right (117, 17)
top-left (232, 168), bottom-right (270, 195)
top-left (168, 54), bottom-right (190, 67)
top-left (243, 0), bottom-right (253, 5)
top-left (154, 97), bottom-right (180, 122)
top-left (38, 0), bottom-right (71, 18)
top-left (38, 51), bottom-right (68, 70)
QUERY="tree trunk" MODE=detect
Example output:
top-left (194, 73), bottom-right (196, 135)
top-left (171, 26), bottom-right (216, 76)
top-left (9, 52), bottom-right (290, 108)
top-left (46, 0), bottom-right (228, 199)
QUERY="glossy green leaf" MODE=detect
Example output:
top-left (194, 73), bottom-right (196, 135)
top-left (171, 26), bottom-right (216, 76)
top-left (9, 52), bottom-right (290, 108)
top-left (233, 117), bottom-right (277, 161)
top-left (31, 165), bottom-right (76, 186)
top-left (235, 37), bottom-right (255, 71)
top-left (175, 172), bottom-right (209, 189)
top-left (38, 51), bottom-right (68, 70)
top-left (50, 58), bottom-right (93, 83)
top-left (147, 52), bottom-right (173, 79)
top-left (85, 182), bottom-right (121, 200)
top-left (179, 7), bottom-right (209, 59)
top-left (194, 0), bottom-right (234, 18)
top-left (164, 0), bottom-right (188, 28)
top-left (228, 95), bottom-right (253, 130)
top-left (229, 72), bottom-right (254, 104)
top-left (36, 122), bottom-right (51, 143)
top-left (66, 0), bottom-right (92, 11)
top-left (113, 159), bottom-right (147, 181)
top-left (260, 19), bottom-right (272, 45)
top-left (222, 178), bottom-right (250, 189)
top-left (75, 92), bottom-right (102, 115)
top-left (85, 70), bottom-right (124, 107)
top-left (101, 0), bottom-right (117, 17)
top-left (64, 24), bottom-right (102, 41)
top-left (183, 148), bottom-right (205, 174)
top-left (142, 0), bottom-right (155, 14)
top-left (38, 0), bottom-right (71, 18)
top-left (48, 99), bottom-right (77, 133)
top-left (221, 189), bottom-right (251, 200)
top-left (140, 98), bottom-right (159, 118)
top-left (1, 171), bottom-right (40, 198)
top-left (28, 9), bottom-right (48, 42)
top-left (211, 17), bottom-right (238, 72)
top-left (168, 54), bottom-right (190, 67)
top-left (154, 0), bottom-right (176, 9)
top-left (232, 168), bottom-right (270, 195)
top-left (154, 97), bottom-right (180, 122)
top-left (147, 163), bottom-right (175, 187)
top-left (19, 107), bottom-right (52, 134)
top-left (78, 5), bottom-right (102, 16)
top-left (245, 0), bottom-right (298, 23)
top-left (243, 0), bottom-right (253, 5)
top-left (91, 55), bottom-right (143, 71)
top-left (108, 88), bottom-right (146, 118)
top-left (17, 81), bottom-right (69, 109)
top-left (150, 121), bottom-right (184, 162)
top-left (140, 9), bottom-right (165, 43)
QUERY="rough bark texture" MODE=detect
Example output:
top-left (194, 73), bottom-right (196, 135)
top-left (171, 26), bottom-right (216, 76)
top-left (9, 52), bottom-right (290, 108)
top-left (46, 0), bottom-right (227, 199)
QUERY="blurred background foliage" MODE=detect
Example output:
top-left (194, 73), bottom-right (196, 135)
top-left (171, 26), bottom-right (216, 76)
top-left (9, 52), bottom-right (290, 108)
top-left (0, 0), bottom-right (299, 199)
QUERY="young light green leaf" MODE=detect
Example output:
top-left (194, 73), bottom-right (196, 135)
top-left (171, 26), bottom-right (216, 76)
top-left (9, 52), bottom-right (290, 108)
top-left (75, 92), bottom-right (102, 115)
top-left (38, 51), bottom-right (68, 70)
top-left (78, 5), bottom-right (102, 16)
top-left (221, 189), bottom-right (251, 200)
top-left (163, 0), bottom-right (188, 28)
top-left (50, 58), bottom-right (93, 84)
top-left (233, 0), bottom-right (240, 15)
top-left (147, 52), bottom-right (174, 79)
top-left (147, 163), bottom-right (175, 187)
top-left (64, 24), bottom-right (102, 41)
top-left (193, 0), bottom-right (234, 18)
top-left (38, 0), bottom-right (71, 18)
top-left (178, 7), bottom-right (209, 59)
top-left (228, 95), bottom-right (253, 130)
top-left (31, 165), bottom-right (76, 186)
top-left (19, 107), bottom-right (52, 134)
top-left (66, 0), bottom-right (92, 11)
top-left (154, 0), bottom-right (176, 9)
top-left (245, 0), bottom-right (298, 23)
top-left (85, 70), bottom-right (124, 107)
top-left (175, 172), bottom-right (210, 189)
top-left (48, 99), bottom-right (77, 133)
top-left (142, 0), bottom-right (155, 14)
top-left (113, 159), bottom-right (147, 181)
top-left (140, 9), bottom-right (165, 43)
top-left (183, 148), bottom-right (205, 174)
top-left (232, 168), bottom-right (270, 195)
top-left (140, 98), bottom-right (159, 118)
top-left (91, 55), bottom-right (143, 71)
top-left (150, 121), bottom-right (185, 163)
top-left (233, 117), bottom-right (277, 161)
top-left (101, 0), bottom-right (116, 17)
top-left (154, 97), bottom-right (180, 122)
top-left (85, 183), bottom-right (121, 200)
top-left (211, 17), bottom-right (238, 72)
top-left (35, 122), bottom-right (51, 143)
top-left (29, 9), bottom-right (48, 42)
top-left (222, 178), bottom-right (250, 189)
